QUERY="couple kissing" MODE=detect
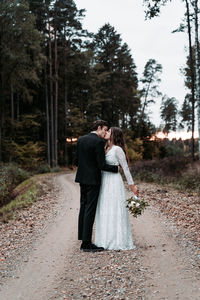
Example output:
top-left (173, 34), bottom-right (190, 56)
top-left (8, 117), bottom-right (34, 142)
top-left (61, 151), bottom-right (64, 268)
top-left (75, 120), bottom-right (139, 252)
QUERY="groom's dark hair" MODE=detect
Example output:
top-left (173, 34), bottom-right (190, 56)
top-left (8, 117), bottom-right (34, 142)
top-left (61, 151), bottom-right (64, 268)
top-left (91, 120), bottom-right (108, 131)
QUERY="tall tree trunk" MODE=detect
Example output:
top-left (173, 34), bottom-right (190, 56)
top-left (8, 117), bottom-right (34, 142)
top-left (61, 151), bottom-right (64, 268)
top-left (0, 81), bottom-right (5, 162)
top-left (17, 94), bottom-right (19, 121)
top-left (194, 0), bottom-right (200, 159)
top-left (54, 27), bottom-right (58, 167)
top-left (48, 17), bottom-right (55, 167)
top-left (64, 33), bottom-right (68, 166)
top-left (141, 77), bottom-right (153, 119)
top-left (64, 84), bottom-right (68, 166)
top-left (138, 78), bottom-right (152, 137)
top-left (0, 122), bottom-right (1, 162)
top-left (0, 95), bottom-right (2, 162)
top-left (45, 63), bottom-right (50, 166)
top-left (11, 81), bottom-right (14, 123)
top-left (10, 82), bottom-right (14, 141)
top-left (186, 0), bottom-right (195, 160)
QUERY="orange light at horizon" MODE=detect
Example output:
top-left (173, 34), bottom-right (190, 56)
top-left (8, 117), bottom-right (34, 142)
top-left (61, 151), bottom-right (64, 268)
top-left (151, 131), bottom-right (199, 141)
top-left (66, 137), bottom-right (78, 143)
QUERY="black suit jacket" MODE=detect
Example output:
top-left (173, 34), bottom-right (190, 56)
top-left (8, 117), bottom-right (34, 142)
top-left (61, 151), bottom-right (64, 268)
top-left (75, 133), bottom-right (118, 185)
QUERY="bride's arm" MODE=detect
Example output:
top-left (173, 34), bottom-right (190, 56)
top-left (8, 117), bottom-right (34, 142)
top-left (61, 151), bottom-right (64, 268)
top-left (115, 146), bottom-right (139, 196)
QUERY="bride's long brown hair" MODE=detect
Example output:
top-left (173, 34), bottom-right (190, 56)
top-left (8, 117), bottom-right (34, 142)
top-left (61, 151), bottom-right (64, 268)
top-left (110, 127), bottom-right (129, 164)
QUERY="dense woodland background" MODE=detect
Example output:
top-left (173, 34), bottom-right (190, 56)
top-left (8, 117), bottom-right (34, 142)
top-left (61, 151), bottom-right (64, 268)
top-left (1, 0), bottom-right (200, 210)
top-left (0, 0), bottom-right (198, 167)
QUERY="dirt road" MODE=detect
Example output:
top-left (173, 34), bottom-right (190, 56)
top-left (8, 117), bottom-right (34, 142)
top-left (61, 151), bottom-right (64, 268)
top-left (0, 173), bottom-right (200, 299)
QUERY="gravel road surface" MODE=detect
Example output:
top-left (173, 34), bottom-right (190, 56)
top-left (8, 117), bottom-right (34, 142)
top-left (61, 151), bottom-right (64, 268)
top-left (0, 172), bottom-right (200, 300)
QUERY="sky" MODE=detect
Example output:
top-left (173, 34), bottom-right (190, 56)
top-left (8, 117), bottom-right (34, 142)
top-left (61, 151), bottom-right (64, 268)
top-left (75, 0), bottom-right (189, 128)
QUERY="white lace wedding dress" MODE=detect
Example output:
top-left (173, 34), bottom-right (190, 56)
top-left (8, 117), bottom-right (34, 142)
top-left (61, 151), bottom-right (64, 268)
top-left (95, 145), bottom-right (136, 250)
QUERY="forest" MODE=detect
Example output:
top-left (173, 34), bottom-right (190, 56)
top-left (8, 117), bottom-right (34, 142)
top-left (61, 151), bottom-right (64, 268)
top-left (1, 0), bottom-right (199, 169)
top-left (1, 0), bottom-right (200, 207)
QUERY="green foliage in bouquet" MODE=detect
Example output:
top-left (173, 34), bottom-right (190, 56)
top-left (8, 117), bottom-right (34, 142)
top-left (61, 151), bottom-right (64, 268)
top-left (126, 196), bottom-right (149, 217)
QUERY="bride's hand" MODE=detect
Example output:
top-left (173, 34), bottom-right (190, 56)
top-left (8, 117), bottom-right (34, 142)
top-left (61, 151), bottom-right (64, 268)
top-left (130, 184), bottom-right (139, 196)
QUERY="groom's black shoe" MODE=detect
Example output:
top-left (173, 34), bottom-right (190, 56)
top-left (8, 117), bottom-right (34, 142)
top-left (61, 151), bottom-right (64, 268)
top-left (80, 242), bottom-right (104, 252)
top-left (91, 243), bottom-right (104, 251)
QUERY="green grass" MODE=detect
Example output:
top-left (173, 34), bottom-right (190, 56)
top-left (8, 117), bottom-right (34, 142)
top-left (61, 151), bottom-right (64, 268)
top-left (0, 162), bottom-right (62, 208)
top-left (0, 175), bottom-right (48, 223)
top-left (0, 163), bottom-right (31, 207)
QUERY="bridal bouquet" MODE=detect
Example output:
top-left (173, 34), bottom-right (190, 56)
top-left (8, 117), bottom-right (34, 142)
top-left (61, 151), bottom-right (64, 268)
top-left (126, 195), bottom-right (149, 217)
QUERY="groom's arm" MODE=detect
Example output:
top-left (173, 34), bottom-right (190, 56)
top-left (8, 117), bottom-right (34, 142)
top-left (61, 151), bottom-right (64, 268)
top-left (95, 139), bottom-right (118, 173)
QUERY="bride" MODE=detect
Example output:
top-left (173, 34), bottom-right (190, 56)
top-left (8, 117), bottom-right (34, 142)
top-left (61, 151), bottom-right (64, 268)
top-left (95, 127), bottom-right (139, 250)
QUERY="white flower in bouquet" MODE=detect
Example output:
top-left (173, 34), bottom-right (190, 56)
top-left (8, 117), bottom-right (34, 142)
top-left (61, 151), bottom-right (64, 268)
top-left (126, 195), bottom-right (149, 218)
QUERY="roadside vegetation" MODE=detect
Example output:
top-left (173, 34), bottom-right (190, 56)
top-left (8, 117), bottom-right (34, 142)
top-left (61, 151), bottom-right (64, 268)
top-left (132, 157), bottom-right (200, 196)
top-left (0, 164), bottom-right (30, 208)
top-left (0, 163), bottom-right (61, 223)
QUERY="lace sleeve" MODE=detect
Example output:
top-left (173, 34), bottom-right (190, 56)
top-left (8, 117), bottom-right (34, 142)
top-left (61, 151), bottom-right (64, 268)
top-left (115, 146), bottom-right (134, 185)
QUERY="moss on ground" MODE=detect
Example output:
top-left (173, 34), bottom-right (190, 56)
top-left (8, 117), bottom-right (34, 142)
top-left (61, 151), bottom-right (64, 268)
top-left (0, 174), bottom-right (52, 223)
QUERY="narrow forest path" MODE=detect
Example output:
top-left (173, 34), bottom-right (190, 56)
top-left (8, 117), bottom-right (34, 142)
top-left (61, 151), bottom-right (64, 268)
top-left (0, 172), bottom-right (200, 300)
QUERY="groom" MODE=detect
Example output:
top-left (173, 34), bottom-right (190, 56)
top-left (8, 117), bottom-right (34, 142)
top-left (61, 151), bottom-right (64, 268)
top-left (75, 120), bottom-right (119, 252)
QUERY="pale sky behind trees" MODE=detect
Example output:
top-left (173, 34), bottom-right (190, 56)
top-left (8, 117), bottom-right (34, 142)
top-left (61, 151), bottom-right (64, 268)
top-left (75, 0), bottom-right (190, 129)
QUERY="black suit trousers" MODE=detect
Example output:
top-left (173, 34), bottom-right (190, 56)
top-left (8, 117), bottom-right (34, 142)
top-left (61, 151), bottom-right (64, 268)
top-left (78, 184), bottom-right (100, 242)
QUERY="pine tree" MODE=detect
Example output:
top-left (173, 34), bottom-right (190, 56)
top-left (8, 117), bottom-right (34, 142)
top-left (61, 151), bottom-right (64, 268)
top-left (160, 95), bottom-right (178, 133)
top-left (92, 23), bottom-right (139, 127)
top-left (140, 59), bottom-right (162, 119)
